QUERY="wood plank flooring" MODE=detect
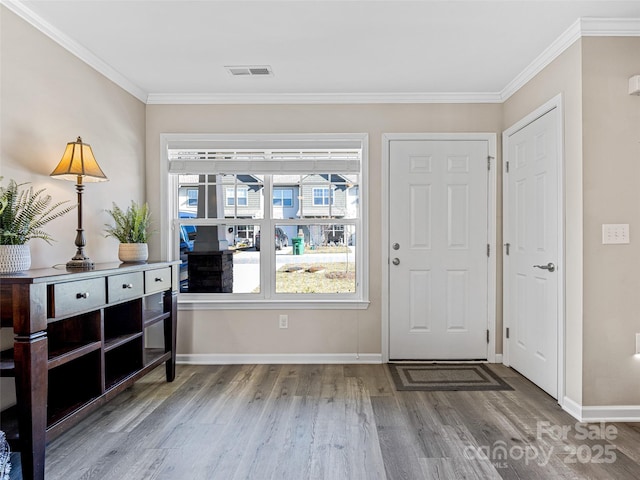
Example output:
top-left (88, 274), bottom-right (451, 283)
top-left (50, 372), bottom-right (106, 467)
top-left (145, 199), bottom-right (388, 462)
top-left (8, 364), bottom-right (640, 479)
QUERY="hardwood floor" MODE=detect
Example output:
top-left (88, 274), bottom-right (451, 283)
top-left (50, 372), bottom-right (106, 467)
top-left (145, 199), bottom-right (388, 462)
top-left (9, 364), bottom-right (640, 479)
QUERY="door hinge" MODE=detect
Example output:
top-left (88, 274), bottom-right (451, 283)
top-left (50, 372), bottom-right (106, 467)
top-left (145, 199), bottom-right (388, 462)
top-left (505, 161), bottom-right (510, 173)
top-left (506, 327), bottom-right (510, 339)
top-left (487, 244), bottom-right (490, 257)
top-left (488, 156), bottom-right (494, 171)
top-left (505, 242), bottom-right (510, 255)
top-left (487, 329), bottom-right (490, 344)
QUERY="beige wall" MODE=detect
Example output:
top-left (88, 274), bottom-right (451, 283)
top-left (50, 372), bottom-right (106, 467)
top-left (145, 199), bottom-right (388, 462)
top-left (0, 7), bottom-right (146, 408)
top-left (0, 7), bottom-right (147, 266)
top-left (581, 36), bottom-right (640, 405)
top-left (503, 41), bottom-right (584, 404)
top-left (146, 103), bottom-right (503, 357)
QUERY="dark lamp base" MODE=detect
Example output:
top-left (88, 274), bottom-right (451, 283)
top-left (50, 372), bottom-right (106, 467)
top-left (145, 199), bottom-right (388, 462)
top-left (66, 258), bottom-right (95, 270)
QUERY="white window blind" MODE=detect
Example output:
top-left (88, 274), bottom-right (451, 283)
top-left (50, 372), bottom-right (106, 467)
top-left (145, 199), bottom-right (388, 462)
top-left (168, 149), bottom-right (361, 175)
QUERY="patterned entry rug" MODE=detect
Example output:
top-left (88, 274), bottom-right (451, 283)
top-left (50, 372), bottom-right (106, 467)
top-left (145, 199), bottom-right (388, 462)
top-left (388, 363), bottom-right (513, 392)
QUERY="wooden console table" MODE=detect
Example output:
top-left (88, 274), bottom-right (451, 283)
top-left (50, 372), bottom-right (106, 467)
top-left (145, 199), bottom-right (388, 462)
top-left (0, 261), bottom-right (179, 480)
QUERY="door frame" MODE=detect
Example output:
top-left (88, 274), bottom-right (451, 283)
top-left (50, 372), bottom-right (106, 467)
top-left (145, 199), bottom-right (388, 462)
top-left (382, 133), bottom-right (497, 362)
top-left (502, 94), bottom-right (565, 404)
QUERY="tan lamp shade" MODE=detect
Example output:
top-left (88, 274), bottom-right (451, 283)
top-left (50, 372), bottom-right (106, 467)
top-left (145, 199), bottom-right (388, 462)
top-left (50, 136), bottom-right (108, 182)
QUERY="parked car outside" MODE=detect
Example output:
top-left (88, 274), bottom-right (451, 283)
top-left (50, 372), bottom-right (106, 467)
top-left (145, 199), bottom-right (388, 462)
top-left (179, 211), bottom-right (197, 253)
top-left (178, 212), bottom-right (197, 292)
top-left (255, 227), bottom-right (289, 251)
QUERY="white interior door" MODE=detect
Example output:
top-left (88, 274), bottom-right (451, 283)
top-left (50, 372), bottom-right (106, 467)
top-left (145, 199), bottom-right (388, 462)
top-left (389, 139), bottom-right (489, 360)
top-left (504, 107), bottom-right (559, 398)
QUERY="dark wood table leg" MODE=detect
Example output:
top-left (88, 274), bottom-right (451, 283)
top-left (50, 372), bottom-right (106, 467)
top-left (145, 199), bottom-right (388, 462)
top-left (14, 332), bottom-right (48, 480)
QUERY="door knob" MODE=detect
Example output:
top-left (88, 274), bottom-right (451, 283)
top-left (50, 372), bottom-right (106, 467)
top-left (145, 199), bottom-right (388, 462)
top-left (533, 262), bottom-right (555, 272)
top-left (392, 258), bottom-right (400, 266)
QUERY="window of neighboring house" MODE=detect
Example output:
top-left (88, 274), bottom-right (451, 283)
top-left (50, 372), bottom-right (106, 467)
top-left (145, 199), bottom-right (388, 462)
top-left (187, 188), bottom-right (198, 206)
top-left (236, 225), bottom-right (253, 240)
top-left (163, 133), bottom-right (368, 308)
top-left (273, 189), bottom-right (293, 207)
top-left (226, 186), bottom-right (248, 206)
top-left (312, 187), bottom-right (334, 206)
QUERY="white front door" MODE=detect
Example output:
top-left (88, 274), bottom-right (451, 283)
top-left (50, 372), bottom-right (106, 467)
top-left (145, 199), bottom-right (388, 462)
top-left (504, 106), bottom-right (560, 398)
top-left (389, 139), bottom-right (490, 360)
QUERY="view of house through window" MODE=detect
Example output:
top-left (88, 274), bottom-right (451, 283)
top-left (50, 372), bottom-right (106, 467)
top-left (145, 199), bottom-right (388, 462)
top-left (168, 143), bottom-right (364, 300)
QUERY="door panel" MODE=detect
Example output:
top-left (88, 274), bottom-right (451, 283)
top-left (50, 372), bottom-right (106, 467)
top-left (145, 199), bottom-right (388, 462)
top-left (505, 108), bottom-right (559, 398)
top-left (389, 140), bottom-right (489, 360)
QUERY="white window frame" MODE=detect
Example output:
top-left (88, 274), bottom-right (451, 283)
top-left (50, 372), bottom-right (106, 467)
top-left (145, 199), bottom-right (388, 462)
top-left (160, 133), bottom-right (369, 310)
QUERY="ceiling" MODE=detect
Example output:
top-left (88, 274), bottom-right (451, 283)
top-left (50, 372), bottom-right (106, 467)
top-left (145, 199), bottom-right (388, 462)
top-left (6, 0), bottom-right (640, 103)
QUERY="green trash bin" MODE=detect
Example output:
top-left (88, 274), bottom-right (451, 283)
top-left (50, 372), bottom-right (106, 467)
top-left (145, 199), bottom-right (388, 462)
top-left (292, 237), bottom-right (304, 255)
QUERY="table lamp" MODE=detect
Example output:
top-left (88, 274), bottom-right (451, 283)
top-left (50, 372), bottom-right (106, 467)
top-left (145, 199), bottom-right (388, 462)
top-left (50, 136), bottom-right (108, 269)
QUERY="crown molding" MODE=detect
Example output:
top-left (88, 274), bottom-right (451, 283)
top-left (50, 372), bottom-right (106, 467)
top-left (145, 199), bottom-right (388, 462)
top-left (580, 16), bottom-right (640, 36)
top-left (146, 91), bottom-right (503, 105)
top-left (500, 18), bottom-right (582, 101)
top-left (500, 17), bottom-right (640, 101)
top-left (1, 0), bottom-right (148, 103)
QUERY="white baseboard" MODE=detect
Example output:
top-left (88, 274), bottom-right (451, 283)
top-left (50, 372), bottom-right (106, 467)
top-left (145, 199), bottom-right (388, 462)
top-left (177, 353), bottom-right (383, 365)
top-left (494, 354), bottom-right (503, 363)
top-left (562, 396), bottom-right (583, 420)
top-left (562, 396), bottom-right (640, 422)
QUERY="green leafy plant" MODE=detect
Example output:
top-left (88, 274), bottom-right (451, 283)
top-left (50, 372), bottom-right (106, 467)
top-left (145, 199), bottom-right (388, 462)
top-left (0, 177), bottom-right (76, 245)
top-left (104, 201), bottom-right (152, 243)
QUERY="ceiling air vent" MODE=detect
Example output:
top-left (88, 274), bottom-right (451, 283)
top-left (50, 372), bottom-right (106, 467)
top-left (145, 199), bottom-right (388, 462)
top-left (225, 65), bottom-right (274, 77)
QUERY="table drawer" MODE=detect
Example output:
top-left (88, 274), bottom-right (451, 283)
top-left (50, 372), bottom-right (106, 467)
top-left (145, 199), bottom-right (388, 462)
top-left (50, 278), bottom-right (106, 318)
top-left (107, 272), bottom-right (144, 303)
top-left (145, 267), bottom-right (172, 294)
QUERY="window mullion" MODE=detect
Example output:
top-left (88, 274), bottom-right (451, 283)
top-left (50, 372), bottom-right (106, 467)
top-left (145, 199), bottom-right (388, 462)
top-left (264, 175), bottom-right (274, 299)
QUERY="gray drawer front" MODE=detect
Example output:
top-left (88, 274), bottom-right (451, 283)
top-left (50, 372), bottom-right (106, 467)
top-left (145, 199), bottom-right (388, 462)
top-left (51, 278), bottom-right (106, 318)
top-left (145, 267), bottom-right (172, 294)
top-left (107, 272), bottom-right (144, 303)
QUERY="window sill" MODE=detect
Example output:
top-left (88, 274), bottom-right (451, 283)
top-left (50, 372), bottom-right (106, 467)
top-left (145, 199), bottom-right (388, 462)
top-left (177, 296), bottom-right (370, 310)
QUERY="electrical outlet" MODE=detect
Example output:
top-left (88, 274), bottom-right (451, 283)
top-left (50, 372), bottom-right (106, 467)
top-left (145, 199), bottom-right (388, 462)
top-left (279, 314), bottom-right (288, 329)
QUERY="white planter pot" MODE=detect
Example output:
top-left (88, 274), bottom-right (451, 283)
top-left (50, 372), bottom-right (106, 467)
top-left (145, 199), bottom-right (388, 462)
top-left (0, 244), bottom-right (31, 273)
top-left (118, 243), bottom-right (148, 263)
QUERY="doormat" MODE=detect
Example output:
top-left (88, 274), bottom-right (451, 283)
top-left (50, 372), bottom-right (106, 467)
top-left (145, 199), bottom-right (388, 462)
top-left (388, 363), bottom-right (513, 392)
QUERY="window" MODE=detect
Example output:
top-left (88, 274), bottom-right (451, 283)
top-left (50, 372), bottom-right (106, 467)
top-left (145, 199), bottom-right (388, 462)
top-left (273, 189), bottom-right (293, 207)
top-left (312, 187), bottom-right (333, 206)
top-left (163, 133), bottom-right (368, 308)
top-left (226, 187), bottom-right (248, 206)
top-left (187, 188), bottom-right (198, 206)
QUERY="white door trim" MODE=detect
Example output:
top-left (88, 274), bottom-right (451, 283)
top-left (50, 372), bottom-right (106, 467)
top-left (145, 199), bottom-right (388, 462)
top-left (382, 133), bottom-right (497, 363)
top-left (502, 94), bottom-right (565, 405)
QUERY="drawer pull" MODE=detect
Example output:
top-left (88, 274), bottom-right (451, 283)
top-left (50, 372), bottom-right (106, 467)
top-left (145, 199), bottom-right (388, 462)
top-left (76, 292), bottom-right (89, 299)
top-left (155, 277), bottom-right (164, 282)
top-left (123, 283), bottom-right (134, 289)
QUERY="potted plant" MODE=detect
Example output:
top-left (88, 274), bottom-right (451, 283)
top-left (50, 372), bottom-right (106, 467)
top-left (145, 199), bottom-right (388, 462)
top-left (104, 201), bottom-right (152, 262)
top-left (0, 178), bottom-right (76, 273)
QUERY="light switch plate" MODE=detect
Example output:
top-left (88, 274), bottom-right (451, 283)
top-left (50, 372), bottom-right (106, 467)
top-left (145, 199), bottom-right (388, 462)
top-left (602, 224), bottom-right (630, 244)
